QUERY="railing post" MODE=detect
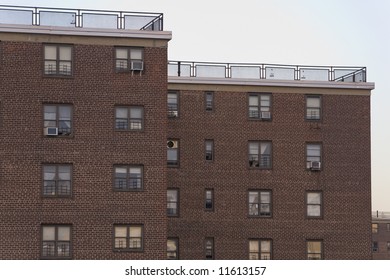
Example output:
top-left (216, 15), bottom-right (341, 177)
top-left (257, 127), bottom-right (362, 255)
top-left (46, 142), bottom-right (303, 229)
top-left (177, 61), bottom-right (181, 77)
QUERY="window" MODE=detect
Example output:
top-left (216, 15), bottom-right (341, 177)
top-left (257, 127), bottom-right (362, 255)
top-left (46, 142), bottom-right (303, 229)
top-left (248, 191), bottom-right (272, 217)
top-left (205, 92), bottom-right (214, 111)
top-left (44, 105), bottom-right (72, 136)
top-left (307, 240), bottom-right (323, 260)
top-left (249, 239), bottom-right (272, 260)
top-left (167, 238), bottom-right (179, 259)
top-left (167, 139), bottom-right (179, 167)
top-left (115, 47), bottom-right (143, 71)
top-left (205, 140), bottom-right (214, 161)
top-left (248, 141), bottom-right (272, 168)
top-left (167, 189), bottom-right (179, 216)
top-left (205, 189), bottom-right (214, 211)
top-left (306, 95), bottom-right (321, 120)
top-left (44, 45), bottom-right (72, 76)
top-left (168, 91), bottom-right (178, 117)
top-left (114, 225), bottom-right (143, 251)
top-left (306, 191), bottom-right (322, 218)
top-left (41, 225), bottom-right (71, 259)
top-left (306, 143), bottom-right (322, 170)
top-left (205, 238), bottom-right (214, 259)
top-left (372, 241), bottom-right (378, 252)
top-left (248, 93), bottom-right (271, 120)
top-left (43, 165), bottom-right (72, 197)
top-left (372, 223), bottom-right (379, 233)
top-left (115, 106), bottom-right (144, 130)
top-left (114, 165), bottom-right (143, 191)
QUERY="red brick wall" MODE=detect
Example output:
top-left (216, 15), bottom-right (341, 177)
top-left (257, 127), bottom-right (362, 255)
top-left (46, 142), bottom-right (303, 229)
top-left (0, 40), bottom-right (168, 259)
top-left (167, 88), bottom-right (372, 259)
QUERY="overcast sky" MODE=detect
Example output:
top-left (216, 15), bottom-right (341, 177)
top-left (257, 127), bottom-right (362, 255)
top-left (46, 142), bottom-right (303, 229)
top-left (1, 0), bottom-right (389, 211)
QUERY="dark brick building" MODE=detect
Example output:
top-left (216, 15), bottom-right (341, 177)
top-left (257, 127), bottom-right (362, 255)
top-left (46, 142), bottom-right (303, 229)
top-left (0, 6), bottom-right (374, 259)
top-left (372, 212), bottom-right (390, 259)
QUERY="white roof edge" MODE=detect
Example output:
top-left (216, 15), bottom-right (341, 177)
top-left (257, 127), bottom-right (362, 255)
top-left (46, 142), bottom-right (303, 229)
top-left (168, 76), bottom-right (375, 90)
top-left (0, 24), bottom-right (172, 40)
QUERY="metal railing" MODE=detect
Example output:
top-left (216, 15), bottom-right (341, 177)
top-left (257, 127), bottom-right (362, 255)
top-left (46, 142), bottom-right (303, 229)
top-left (372, 211), bottom-right (390, 219)
top-left (0, 5), bottom-right (163, 31)
top-left (168, 61), bottom-right (367, 82)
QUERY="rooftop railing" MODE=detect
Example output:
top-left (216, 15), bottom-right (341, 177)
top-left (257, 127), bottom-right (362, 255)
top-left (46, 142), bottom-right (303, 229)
top-left (168, 61), bottom-right (367, 82)
top-left (372, 211), bottom-right (390, 219)
top-left (0, 5), bottom-right (163, 31)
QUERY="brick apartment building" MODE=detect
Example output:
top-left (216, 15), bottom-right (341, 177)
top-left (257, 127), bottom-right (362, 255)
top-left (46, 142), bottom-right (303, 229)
top-left (0, 6), bottom-right (374, 260)
top-left (372, 211), bottom-right (390, 259)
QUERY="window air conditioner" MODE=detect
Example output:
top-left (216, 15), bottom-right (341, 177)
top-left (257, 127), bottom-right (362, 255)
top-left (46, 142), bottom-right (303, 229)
top-left (44, 127), bottom-right (58, 136)
top-left (130, 61), bottom-right (144, 71)
top-left (310, 161), bottom-right (321, 170)
top-left (167, 140), bottom-right (178, 149)
top-left (261, 111), bottom-right (271, 120)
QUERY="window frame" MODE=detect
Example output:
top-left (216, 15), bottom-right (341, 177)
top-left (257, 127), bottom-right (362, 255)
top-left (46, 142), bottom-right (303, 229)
top-left (248, 190), bottom-right (272, 218)
top-left (205, 237), bottom-right (215, 260)
top-left (205, 188), bottom-right (214, 212)
top-left (248, 141), bottom-right (272, 169)
top-left (114, 106), bottom-right (144, 131)
top-left (167, 189), bottom-right (179, 217)
top-left (168, 91), bottom-right (179, 118)
top-left (205, 139), bottom-right (214, 162)
top-left (205, 91), bottom-right (214, 111)
top-left (113, 224), bottom-right (144, 252)
top-left (248, 239), bottom-right (272, 260)
top-left (167, 139), bottom-right (180, 167)
top-left (306, 191), bottom-right (323, 219)
top-left (43, 104), bottom-right (73, 137)
top-left (167, 238), bottom-right (179, 259)
top-left (306, 240), bottom-right (323, 260)
top-left (248, 93), bottom-right (272, 121)
top-left (43, 44), bottom-right (73, 77)
top-left (41, 224), bottom-right (72, 259)
top-left (113, 165), bottom-right (144, 191)
top-left (42, 164), bottom-right (73, 198)
top-left (306, 142), bottom-right (322, 171)
top-left (114, 47), bottom-right (144, 72)
top-left (305, 95), bottom-right (322, 121)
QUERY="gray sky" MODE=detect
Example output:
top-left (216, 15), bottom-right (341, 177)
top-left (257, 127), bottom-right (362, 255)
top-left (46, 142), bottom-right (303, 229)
top-left (1, 0), bottom-right (389, 210)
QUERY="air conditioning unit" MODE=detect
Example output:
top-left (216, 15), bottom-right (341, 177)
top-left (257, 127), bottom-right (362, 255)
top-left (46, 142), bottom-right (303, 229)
top-left (44, 127), bottom-right (58, 136)
top-left (261, 111), bottom-right (271, 120)
top-left (167, 140), bottom-right (178, 149)
top-left (130, 61), bottom-right (144, 71)
top-left (310, 161), bottom-right (321, 170)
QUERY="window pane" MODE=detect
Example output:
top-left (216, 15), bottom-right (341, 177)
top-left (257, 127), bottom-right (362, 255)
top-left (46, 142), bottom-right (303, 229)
top-left (308, 241), bottom-right (321, 253)
top-left (260, 191), bottom-right (270, 203)
top-left (308, 205), bottom-right (321, 216)
top-left (116, 108), bottom-right (128, 118)
top-left (249, 96), bottom-right (259, 106)
top-left (249, 192), bottom-right (259, 203)
top-left (58, 166), bottom-right (71, 180)
top-left (115, 167), bottom-right (127, 178)
top-left (57, 226), bottom-right (70, 241)
top-left (261, 240), bottom-right (271, 252)
top-left (260, 142), bottom-right (271, 154)
top-left (42, 226), bottom-right (55, 241)
top-left (129, 167), bottom-right (141, 176)
top-left (130, 226), bottom-right (142, 237)
top-left (115, 226), bottom-right (127, 238)
top-left (130, 107), bottom-right (142, 119)
top-left (44, 166), bottom-right (56, 180)
top-left (130, 49), bottom-right (143, 60)
top-left (307, 145), bottom-right (321, 156)
top-left (168, 149), bottom-right (178, 161)
top-left (58, 106), bottom-right (71, 120)
top-left (206, 190), bottom-right (213, 200)
top-left (249, 142), bottom-right (259, 155)
top-left (167, 190), bottom-right (177, 202)
top-left (167, 239), bottom-right (177, 251)
top-left (45, 46), bottom-right (57, 60)
top-left (168, 93), bottom-right (177, 103)
top-left (116, 49), bottom-right (128, 59)
top-left (307, 193), bottom-right (321, 204)
top-left (307, 97), bottom-right (320, 107)
top-left (249, 240), bottom-right (259, 252)
top-left (59, 46), bottom-right (72, 60)
top-left (44, 106), bottom-right (57, 120)
top-left (260, 95), bottom-right (270, 107)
